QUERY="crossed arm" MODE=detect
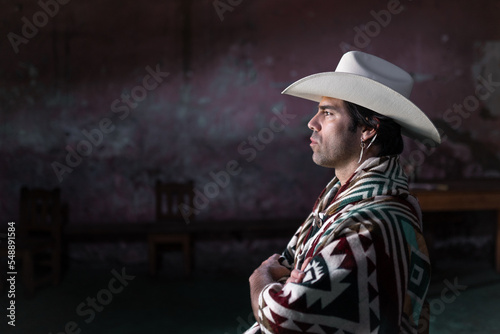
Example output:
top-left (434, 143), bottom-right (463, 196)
top-left (249, 254), bottom-right (312, 323)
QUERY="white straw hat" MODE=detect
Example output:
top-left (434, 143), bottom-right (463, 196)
top-left (282, 51), bottom-right (441, 144)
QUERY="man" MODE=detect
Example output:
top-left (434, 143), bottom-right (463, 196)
top-left (244, 51), bottom-right (440, 333)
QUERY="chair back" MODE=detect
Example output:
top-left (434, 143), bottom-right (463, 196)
top-left (19, 187), bottom-right (62, 240)
top-left (155, 181), bottom-right (195, 222)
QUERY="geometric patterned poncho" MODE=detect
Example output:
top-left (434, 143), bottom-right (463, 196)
top-left (245, 156), bottom-right (430, 334)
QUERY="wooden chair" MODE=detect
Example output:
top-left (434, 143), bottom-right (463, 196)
top-left (0, 187), bottom-right (65, 297)
top-left (148, 181), bottom-right (195, 277)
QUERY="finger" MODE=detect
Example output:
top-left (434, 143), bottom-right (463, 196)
top-left (292, 269), bottom-right (305, 280)
top-left (286, 270), bottom-right (305, 284)
top-left (277, 265), bottom-right (291, 278)
top-left (301, 257), bottom-right (313, 271)
top-left (269, 253), bottom-right (282, 261)
top-left (286, 275), bottom-right (302, 284)
top-left (263, 254), bottom-right (280, 264)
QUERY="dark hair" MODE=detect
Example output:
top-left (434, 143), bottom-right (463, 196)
top-left (345, 101), bottom-right (404, 156)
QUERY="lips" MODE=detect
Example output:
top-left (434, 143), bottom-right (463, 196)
top-left (310, 137), bottom-right (319, 145)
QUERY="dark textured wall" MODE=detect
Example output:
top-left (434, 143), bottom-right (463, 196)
top-left (2, 0), bottom-right (500, 225)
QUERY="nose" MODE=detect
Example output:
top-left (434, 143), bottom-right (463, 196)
top-left (308, 113), bottom-right (320, 132)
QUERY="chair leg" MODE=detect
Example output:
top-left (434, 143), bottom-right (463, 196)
top-left (183, 236), bottom-right (192, 277)
top-left (22, 250), bottom-right (35, 298)
top-left (149, 237), bottom-right (157, 276)
top-left (149, 234), bottom-right (193, 277)
top-left (53, 249), bottom-right (61, 286)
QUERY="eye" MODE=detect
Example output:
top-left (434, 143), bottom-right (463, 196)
top-left (323, 111), bottom-right (332, 116)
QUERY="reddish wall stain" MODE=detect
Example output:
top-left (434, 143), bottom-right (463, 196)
top-left (1, 0), bottom-right (500, 225)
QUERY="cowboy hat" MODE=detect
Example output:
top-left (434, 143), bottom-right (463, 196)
top-left (281, 51), bottom-right (441, 144)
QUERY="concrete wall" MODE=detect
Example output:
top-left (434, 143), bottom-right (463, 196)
top-left (1, 0), bottom-right (500, 226)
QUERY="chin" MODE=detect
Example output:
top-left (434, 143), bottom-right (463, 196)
top-left (312, 156), bottom-right (335, 169)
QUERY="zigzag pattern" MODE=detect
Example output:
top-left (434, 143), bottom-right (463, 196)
top-left (245, 156), bottom-right (430, 334)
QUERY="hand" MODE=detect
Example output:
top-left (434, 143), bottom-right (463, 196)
top-left (251, 254), bottom-right (291, 282)
top-left (249, 254), bottom-right (291, 322)
top-left (286, 257), bottom-right (313, 284)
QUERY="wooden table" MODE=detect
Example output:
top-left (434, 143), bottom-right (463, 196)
top-left (412, 183), bottom-right (500, 273)
top-left (65, 184), bottom-right (500, 273)
top-left (64, 218), bottom-right (302, 276)
top-left (64, 218), bottom-right (302, 237)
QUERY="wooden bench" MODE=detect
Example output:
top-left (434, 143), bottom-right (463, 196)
top-left (412, 181), bottom-right (500, 273)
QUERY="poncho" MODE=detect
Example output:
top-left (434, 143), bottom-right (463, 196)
top-left (245, 156), bottom-right (430, 334)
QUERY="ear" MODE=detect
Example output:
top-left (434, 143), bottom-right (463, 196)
top-left (361, 124), bottom-right (378, 142)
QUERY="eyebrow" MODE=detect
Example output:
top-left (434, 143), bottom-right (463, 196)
top-left (318, 105), bottom-right (339, 111)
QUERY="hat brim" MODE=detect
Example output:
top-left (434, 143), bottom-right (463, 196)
top-left (281, 72), bottom-right (441, 144)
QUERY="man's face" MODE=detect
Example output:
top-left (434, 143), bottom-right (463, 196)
top-left (307, 97), bottom-right (361, 169)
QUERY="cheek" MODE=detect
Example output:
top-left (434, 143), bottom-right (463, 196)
top-left (337, 126), bottom-right (361, 150)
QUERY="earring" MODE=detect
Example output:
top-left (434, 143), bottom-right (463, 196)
top-left (358, 138), bottom-right (366, 164)
top-left (366, 133), bottom-right (377, 150)
top-left (357, 134), bottom-right (377, 164)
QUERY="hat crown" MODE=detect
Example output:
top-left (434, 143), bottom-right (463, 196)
top-left (335, 51), bottom-right (414, 98)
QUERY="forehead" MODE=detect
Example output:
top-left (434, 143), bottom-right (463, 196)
top-left (318, 96), bottom-right (347, 109)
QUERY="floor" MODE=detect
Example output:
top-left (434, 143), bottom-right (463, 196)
top-left (426, 259), bottom-right (500, 334)
top-left (1, 257), bottom-right (500, 333)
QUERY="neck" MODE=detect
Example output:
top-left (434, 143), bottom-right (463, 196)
top-left (334, 161), bottom-right (360, 185)
top-left (335, 153), bottom-right (379, 185)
